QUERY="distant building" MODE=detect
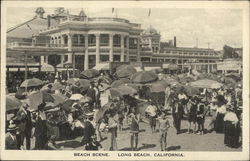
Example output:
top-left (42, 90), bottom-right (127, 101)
top-left (223, 45), bottom-right (242, 59)
top-left (7, 7), bottom-right (223, 73)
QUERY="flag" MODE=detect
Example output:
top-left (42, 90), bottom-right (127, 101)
top-left (26, 24), bottom-right (32, 30)
top-left (148, 9), bottom-right (151, 17)
top-left (112, 8), bottom-right (114, 13)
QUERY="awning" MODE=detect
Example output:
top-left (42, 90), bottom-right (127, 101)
top-left (144, 67), bottom-right (161, 71)
top-left (162, 64), bottom-right (179, 70)
top-left (134, 67), bottom-right (143, 72)
top-left (32, 63), bottom-right (54, 72)
top-left (8, 68), bottom-right (38, 72)
top-left (93, 63), bottom-right (110, 70)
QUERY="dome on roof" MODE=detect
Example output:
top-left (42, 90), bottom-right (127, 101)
top-left (79, 9), bottom-right (87, 17)
top-left (35, 7), bottom-right (45, 18)
top-left (143, 26), bottom-right (159, 35)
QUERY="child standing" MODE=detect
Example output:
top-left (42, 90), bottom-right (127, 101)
top-left (158, 113), bottom-right (170, 151)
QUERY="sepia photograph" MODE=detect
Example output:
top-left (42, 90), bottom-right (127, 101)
top-left (1, 1), bottom-right (249, 160)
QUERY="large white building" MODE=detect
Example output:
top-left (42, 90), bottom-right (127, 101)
top-left (7, 7), bottom-right (222, 73)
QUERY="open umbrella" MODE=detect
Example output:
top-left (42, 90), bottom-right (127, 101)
top-left (189, 79), bottom-right (223, 89)
top-left (52, 94), bottom-right (68, 106)
top-left (109, 85), bottom-right (137, 97)
top-left (111, 78), bottom-right (130, 88)
top-left (150, 83), bottom-right (167, 93)
top-left (184, 86), bottom-right (200, 96)
top-left (70, 94), bottom-right (84, 100)
top-left (115, 65), bottom-right (137, 78)
top-left (6, 96), bottom-right (22, 112)
top-left (131, 71), bottom-right (158, 84)
top-left (95, 102), bottom-right (113, 122)
top-left (76, 79), bottom-right (90, 88)
top-left (20, 78), bottom-right (43, 88)
top-left (41, 82), bottom-right (64, 91)
top-left (80, 69), bottom-right (100, 79)
top-left (27, 91), bottom-right (55, 111)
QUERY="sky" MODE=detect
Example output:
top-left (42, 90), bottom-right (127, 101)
top-left (6, 7), bottom-right (243, 50)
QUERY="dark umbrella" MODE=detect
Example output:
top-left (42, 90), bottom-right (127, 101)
top-left (20, 78), bottom-right (43, 88)
top-left (27, 91), bottom-right (55, 111)
top-left (75, 79), bottom-right (91, 89)
top-left (111, 78), bottom-right (130, 88)
top-left (150, 83), bottom-right (166, 93)
top-left (109, 85), bottom-right (137, 97)
top-left (115, 65), bottom-right (136, 78)
top-left (6, 96), bottom-right (22, 112)
top-left (80, 69), bottom-right (100, 79)
top-left (131, 71), bottom-right (158, 84)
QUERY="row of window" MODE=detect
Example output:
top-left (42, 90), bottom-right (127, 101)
top-left (51, 34), bottom-right (139, 49)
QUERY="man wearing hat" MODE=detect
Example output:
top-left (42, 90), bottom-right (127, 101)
top-left (14, 100), bottom-right (32, 150)
top-left (5, 123), bottom-right (18, 150)
top-left (79, 115), bottom-right (95, 149)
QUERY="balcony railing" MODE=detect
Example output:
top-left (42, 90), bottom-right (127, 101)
top-left (7, 42), bottom-right (68, 49)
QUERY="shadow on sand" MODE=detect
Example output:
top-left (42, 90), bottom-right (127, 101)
top-left (57, 140), bottom-right (81, 148)
top-left (167, 145), bottom-right (181, 151)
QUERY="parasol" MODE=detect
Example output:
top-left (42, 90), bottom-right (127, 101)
top-left (27, 91), bottom-right (55, 111)
top-left (189, 79), bottom-right (223, 89)
top-left (80, 69), bottom-right (100, 79)
top-left (131, 71), bottom-right (158, 84)
top-left (20, 78), bottom-right (43, 88)
top-left (6, 95), bottom-right (22, 112)
top-left (115, 65), bottom-right (137, 78)
top-left (111, 78), bottom-right (130, 88)
top-left (51, 94), bottom-right (68, 106)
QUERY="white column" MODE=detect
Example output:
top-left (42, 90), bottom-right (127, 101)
top-left (41, 56), bottom-right (45, 64)
top-left (67, 34), bottom-right (73, 63)
top-left (126, 36), bottom-right (129, 62)
top-left (137, 37), bottom-right (140, 62)
top-left (109, 34), bottom-right (114, 62)
top-left (61, 55), bottom-right (64, 64)
top-left (120, 35), bottom-right (125, 62)
top-left (96, 34), bottom-right (100, 64)
top-left (84, 34), bottom-right (89, 70)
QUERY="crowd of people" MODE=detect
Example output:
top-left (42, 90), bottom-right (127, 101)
top-left (5, 69), bottom-right (243, 151)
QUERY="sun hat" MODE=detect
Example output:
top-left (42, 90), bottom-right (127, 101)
top-left (7, 123), bottom-right (18, 131)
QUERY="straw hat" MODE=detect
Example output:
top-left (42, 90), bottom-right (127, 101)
top-left (7, 124), bottom-right (18, 131)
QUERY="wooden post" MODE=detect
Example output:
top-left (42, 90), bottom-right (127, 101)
top-left (72, 52), bottom-right (75, 78)
top-left (24, 52), bottom-right (28, 80)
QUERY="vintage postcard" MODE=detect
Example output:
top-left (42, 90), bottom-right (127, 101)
top-left (1, 0), bottom-right (249, 160)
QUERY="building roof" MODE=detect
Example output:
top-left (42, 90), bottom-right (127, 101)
top-left (7, 8), bottom-right (58, 39)
top-left (142, 26), bottom-right (159, 36)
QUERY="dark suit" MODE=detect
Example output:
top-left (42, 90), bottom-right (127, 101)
top-left (172, 103), bottom-right (184, 133)
top-left (81, 121), bottom-right (95, 146)
top-left (15, 108), bottom-right (32, 149)
top-left (34, 117), bottom-right (48, 150)
top-left (5, 132), bottom-right (18, 150)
